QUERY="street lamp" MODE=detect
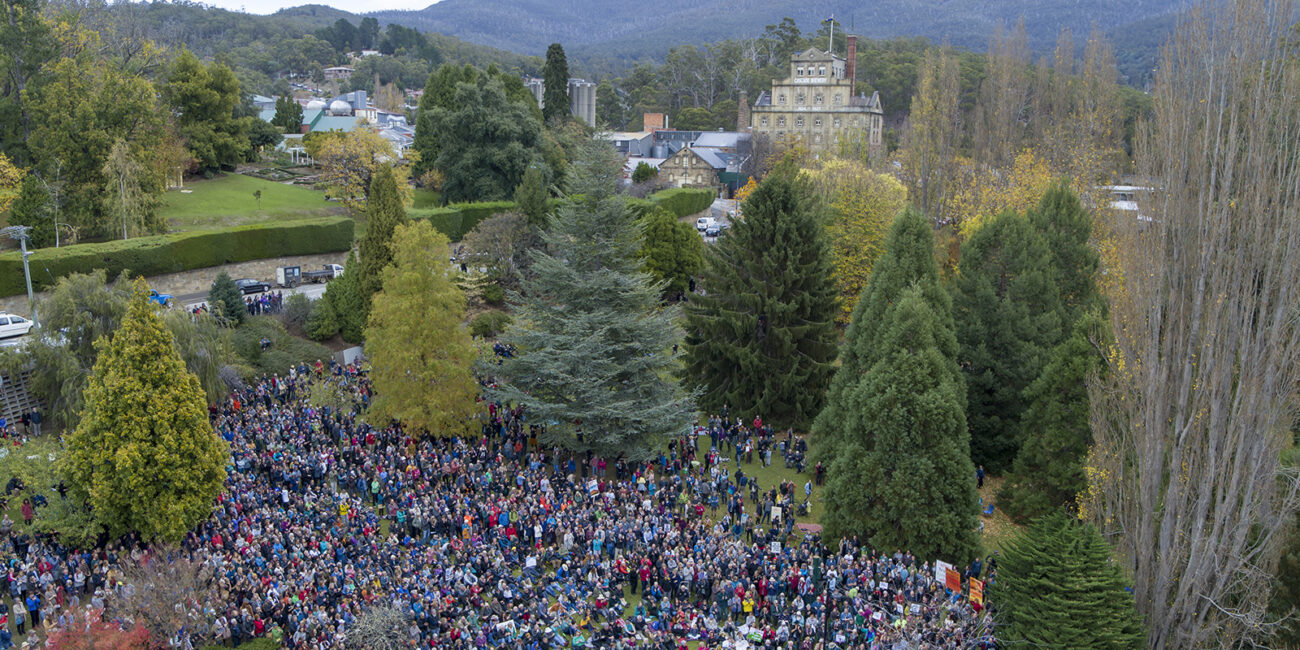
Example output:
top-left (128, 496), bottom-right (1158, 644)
top-left (0, 226), bottom-right (36, 327)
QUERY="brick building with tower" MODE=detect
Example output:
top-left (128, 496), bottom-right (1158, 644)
top-left (747, 35), bottom-right (884, 155)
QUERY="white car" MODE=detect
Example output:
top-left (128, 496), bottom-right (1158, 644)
top-left (697, 217), bottom-right (716, 232)
top-left (0, 313), bottom-right (33, 340)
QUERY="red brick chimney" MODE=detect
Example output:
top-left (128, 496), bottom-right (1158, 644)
top-left (846, 35), bottom-right (858, 96)
top-left (737, 91), bottom-right (749, 131)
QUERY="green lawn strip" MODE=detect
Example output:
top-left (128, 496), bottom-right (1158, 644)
top-left (161, 174), bottom-right (342, 230)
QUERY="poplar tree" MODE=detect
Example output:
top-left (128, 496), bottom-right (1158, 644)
top-left (490, 139), bottom-right (692, 460)
top-left (992, 511), bottom-right (1145, 649)
top-left (683, 162), bottom-right (837, 429)
top-left (820, 287), bottom-right (978, 561)
top-left (952, 210), bottom-right (1063, 473)
top-left (542, 43), bottom-right (570, 124)
top-left (65, 281), bottom-right (228, 542)
top-left (358, 165), bottom-right (408, 311)
top-left (365, 221), bottom-right (478, 436)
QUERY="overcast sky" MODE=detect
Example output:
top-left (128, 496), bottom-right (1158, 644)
top-left (198, 0), bottom-right (432, 15)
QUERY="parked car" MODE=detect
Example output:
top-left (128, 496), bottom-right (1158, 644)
top-left (0, 313), bottom-right (33, 339)
top-left (704, 224), bottom-right (722, 238)
top-left (697, 217), bottom-right (716, 232)
top-left (235, 278), bottom-right (272, 294)
top-left (148, 290), bottom-right (172, 306)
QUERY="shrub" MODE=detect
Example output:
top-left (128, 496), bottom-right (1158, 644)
top-left (305, 296), bottom-right (340, 341)
top-left (0, 217), bottom-right (354, 297)
top-left (469, 311), bottom-right (512, 338)
top-left (481, 283), bottom-right (505, 306)
top-left (281, 293), bottom-right (315, 330)
top-left (232, 317), bottom-right (333, 377)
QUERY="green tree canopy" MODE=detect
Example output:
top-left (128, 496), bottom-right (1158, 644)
top-left (65, 281), bottom-right (228, 542)
top-left (684, 163), bottom-right (838, 429)
top-left (631, 161), bottom-right (658, 184)
top-left (819, 285), bottom-right (979, 562)
top-left (1029, 180), bottom-right (1100, 325)
top-left (952, 210), bottom-right (1064, 473)
top-left (412, 64), bottom-right (478, 179)
top-left (999, 312), bottom-right (1107, 522)
top-left (513, 163), bottom-right (550, 227)
top-left (365, 221), bottom-right (478, 436)
top-left (8, 173), bottom-right (54, 248)
top-left (991, 510), bottom-right (1145, 649)
top-left (639, 208), bottom-right (704, 297)
top-left (208, 270), bottom-right (246, 326)
top-left (542, 43), bottom-right (570, 124)
top-left (271, 94), bottom-right (304, 133)
top-left (162, 49), bottom-right (251, 175)
top-left (358, 165), bottom-right (409, 311)
top-left (430, 77), bottom-right (545, 203)
top-left (489, 139), bottom-right (693, 460)
top-left (315, 251), bottom-right (365, 343)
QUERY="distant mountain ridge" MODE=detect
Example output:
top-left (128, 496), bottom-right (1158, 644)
top-left (365, 0), bottom-right (1189, 67)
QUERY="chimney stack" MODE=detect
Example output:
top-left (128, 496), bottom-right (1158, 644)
top-left (846, 35), bottom-right (858, 96)
top-left (737, 91), bottom-right (750, 131)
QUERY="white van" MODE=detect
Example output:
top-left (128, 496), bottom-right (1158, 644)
top-left (696, 217), bottom-right (716, 232)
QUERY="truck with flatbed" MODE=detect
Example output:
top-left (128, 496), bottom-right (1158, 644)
top-left (276, 264), bottom-right (343, 288)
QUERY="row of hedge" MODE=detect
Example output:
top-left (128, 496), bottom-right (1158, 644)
top-left (0, 217), bottom-right (354, 298)
top-left (410, 188), bottom-right (716, 242)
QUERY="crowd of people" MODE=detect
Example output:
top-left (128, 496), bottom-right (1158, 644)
top-left (0, 361), bottom-right (995, 649)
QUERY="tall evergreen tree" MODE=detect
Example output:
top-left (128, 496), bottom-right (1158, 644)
top-left (489, 139), bottom-right (692, 460)
top-left (7, 173), bottom-right (54, 248)
top-left (513, 164), bottom-right (549, 227)
top-left (65, 281), bottom-right (228, 542)
top-left (640, 208), bottom-right (705, 297)
top-left (208, 271), bottom-right (245, 326)
top-left (162, 49), bottom-right (250, 175)
top-left (271, 94), bottom-right (304, 133)
top-left (820, 287), bottom-right (978, 561)
top-left (814, 207), bottom-right (955, 457)
top-left (412, 64), bottom-right (478, 179)
top-left (952, 211), bottom-right (1064, 473)
top-left (358, 165), bottom-right (408, 311)
top-left (431, 77), bottom-right (544, 203)
top-left (311, 252), bottom-right (365, 343)
top-left (365, 221), bottom-right (478, 436)
top-left (991, 510), bottom-right (1145, 649)
top-left (1029, 181), bottom-right (1099, 325)
top-left (998, 312), bottom-right (1106, 521)
top-left (684, 162), bottom-right (837, 429)
top-left (542, 43), bottom-right (570, 124)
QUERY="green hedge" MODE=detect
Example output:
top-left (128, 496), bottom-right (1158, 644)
top-left (0, 217), bottom-right (354, 297)
top-left (410, 188), bottom-right (714, 242)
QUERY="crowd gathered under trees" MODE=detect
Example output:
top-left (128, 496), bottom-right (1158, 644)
top-left (1, 0), bottom-right (1299, 648)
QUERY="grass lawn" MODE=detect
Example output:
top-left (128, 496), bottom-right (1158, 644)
top-left (160, 174), bottom-right (344, 231)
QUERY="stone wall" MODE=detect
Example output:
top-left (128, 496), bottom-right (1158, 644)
top-left (0, 251), bottom-right (348, 317)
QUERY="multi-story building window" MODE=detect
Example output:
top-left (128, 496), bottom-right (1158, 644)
top-left (760, 116), bottom-right (769, 127)
top-left (833, 94), bottom-right (842, 105)
top-left (814, 94), bottom-right (823, 105)
top-left (796, 117), bottom-right (804, 128)
top-left (777, 116), bottom-right (786, 127)
top-left (778, 94), bottom-right (786, 105)
top-left (818, 66), bottom-right (826, 76)
top-left (814, 118), bottom-right (822, 127)
top-left (796, 93), bottom-right (805, 105)
top-left (834, 117), bottom-right (842, 128)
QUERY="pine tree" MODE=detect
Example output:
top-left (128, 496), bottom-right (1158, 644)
top-left (365, 221), bottom-right (479, 436)
top-left (542, 43), bottom-right (570, 124)
top-left (819, 286), bottom-right (979, 561)
top-left (640, 208), bottom-right (705, 297)
top-left (513, 164), bottom-right (549, 228)
top-left (490, 139), bottom-right (692, 460)
top-left (208, 271), bottom-right (245, 326)
top-left (684, 162), bottom-right (838, 429)
top-left (814, 207), bottom-right (956, 457)
top-left (992, 510), bottom-right (1145, 649)
top-left (272, 94), bottom-right (303, 133)
top-left (998, 313), bottom-right (1106, 521)
top-left (315, 252), bottom-right (365, 343)
top-left (1029, 181), bottom-right (1099, 325)
top-left (952, 210), bottom-right (1064, 473)
top-left (358, 165), bottom-right (408, 311)
top-left (65, 281), bottom-right (228, 542)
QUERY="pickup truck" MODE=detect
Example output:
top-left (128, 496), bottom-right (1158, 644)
top-left (148, 290), bottom-right (173, 306)
top-left (277, 264), bottom-right (343, 288)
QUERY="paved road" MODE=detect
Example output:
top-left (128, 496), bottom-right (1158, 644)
top-left (176, 281), bottom-right (330, 311)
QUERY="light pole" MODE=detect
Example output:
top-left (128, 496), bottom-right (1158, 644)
top-left (1, 226), bottom-right (36, 327)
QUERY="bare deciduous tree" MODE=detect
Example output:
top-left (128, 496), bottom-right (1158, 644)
top-left (344, 604), bottom-right (411, 650)
top-left (1086, 1), bottom-right (1300, 647)
top-left (104, 548), bottom-right (220, 644)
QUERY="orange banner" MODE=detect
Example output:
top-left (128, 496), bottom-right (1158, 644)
top-left (969, 577), bottom-right (984, 605)
top-left (945, 568), bottom-right (961, 592)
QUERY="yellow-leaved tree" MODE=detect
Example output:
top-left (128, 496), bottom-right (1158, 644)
top-left (804, 159), bottom-right (908, 322)
top-left (0, 153), bottom-right (23, 214)
top-left (365, 220), bottom-right (479, 436)
top-left (65, 280), bottom-right (228, 542)
top-left (949, 150), bottom-right (1055, 238)
top-left (307, 127), bottom-right (411, 213)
